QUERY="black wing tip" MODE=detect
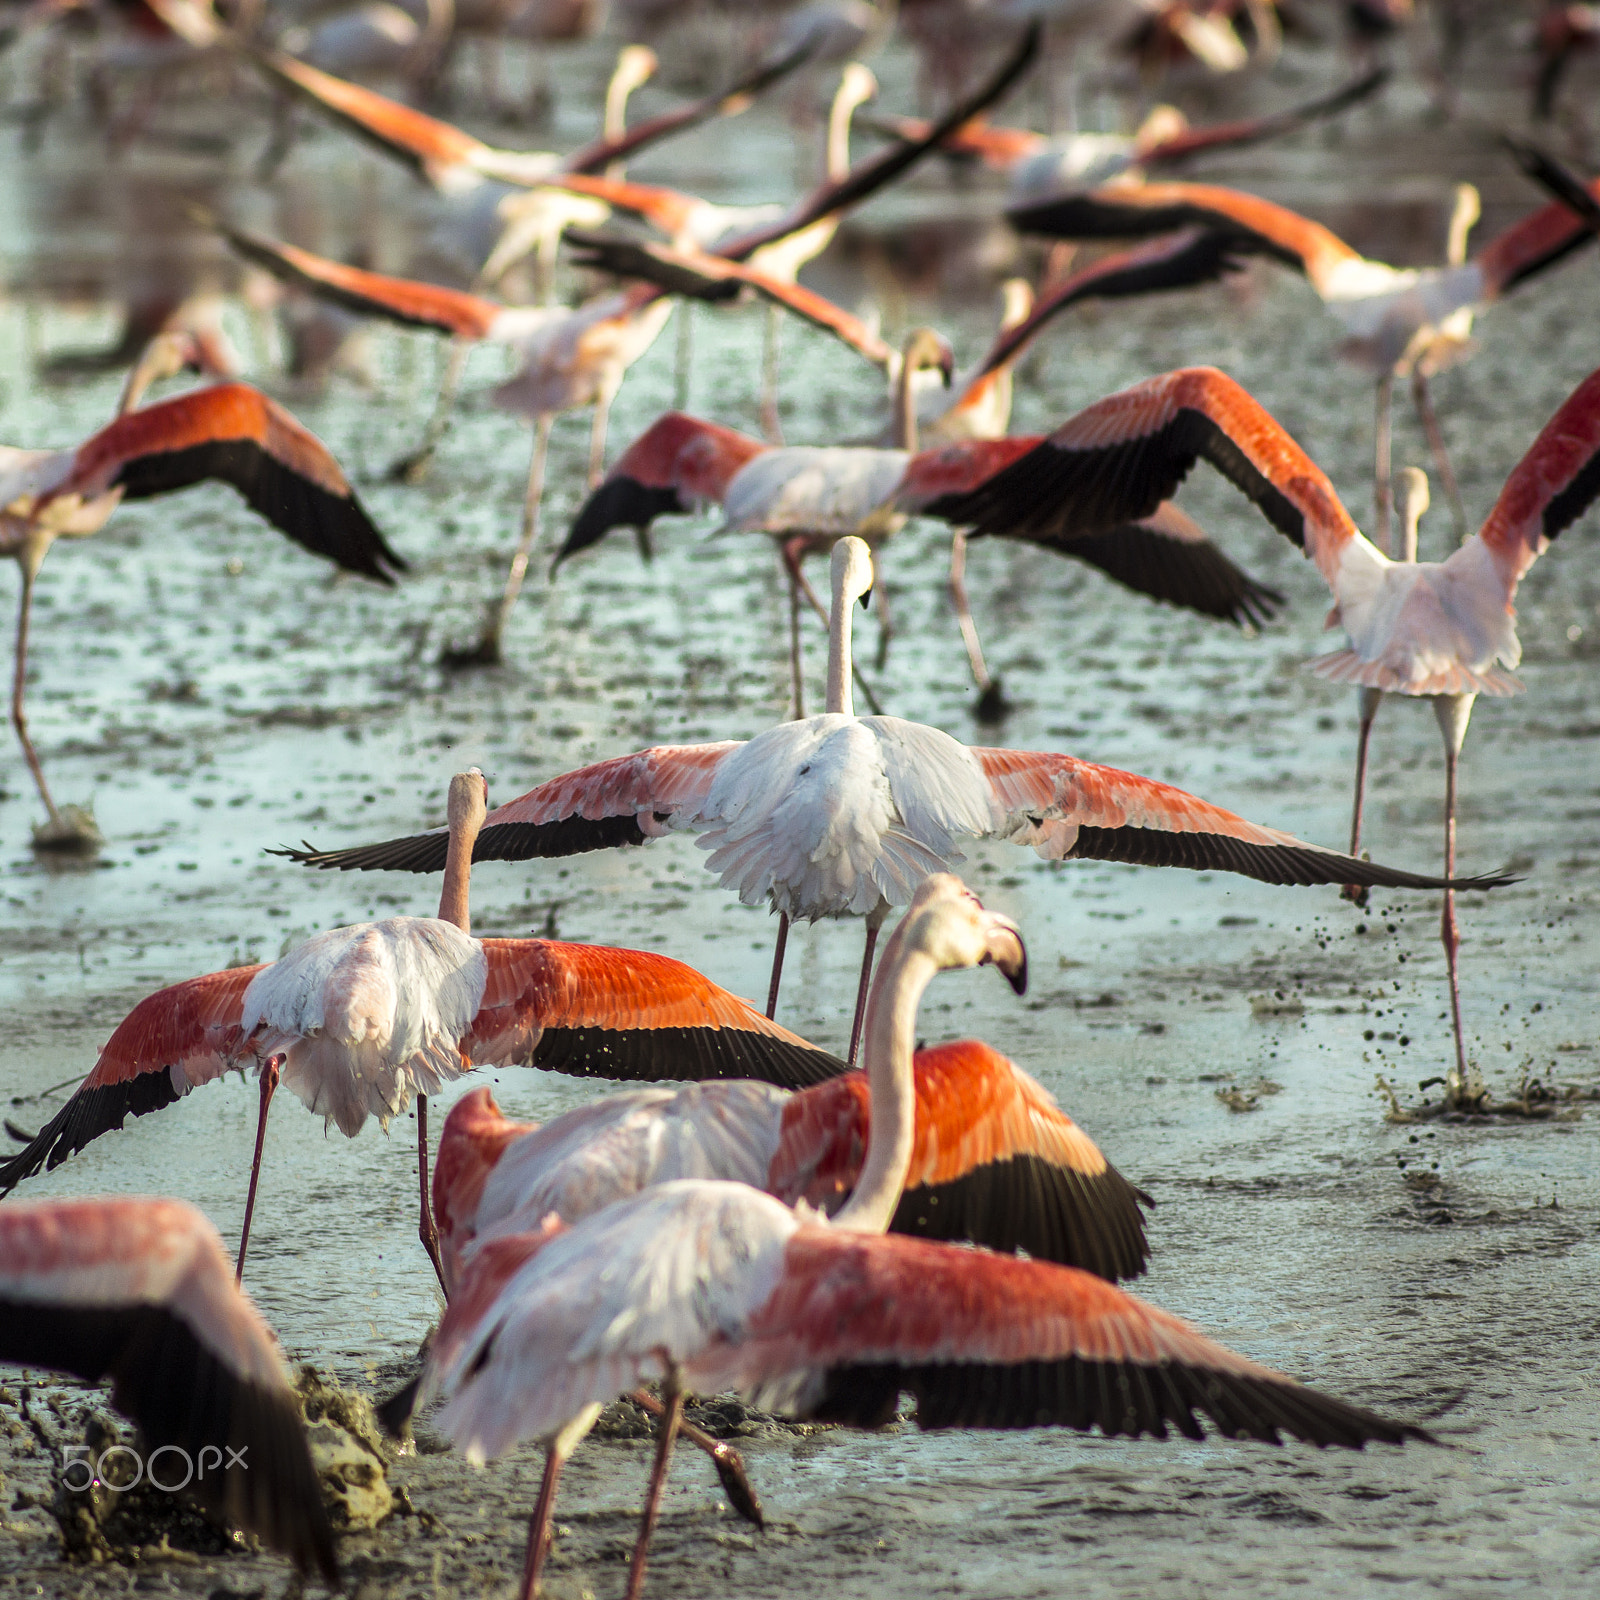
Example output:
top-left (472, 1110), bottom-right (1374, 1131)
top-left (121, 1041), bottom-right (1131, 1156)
top-left (555, 480), bottom-right (687, 572)
top-left (532, 1023), bottom-right (848, 1089)
top-left (375, 1374), bottom-right (422, 1438)
top-left (269, 832), bottom-right (448, 873)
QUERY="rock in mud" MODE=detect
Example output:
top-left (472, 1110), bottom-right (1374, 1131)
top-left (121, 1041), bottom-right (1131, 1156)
top-left (295, 1365), bottom-right (395, 1531)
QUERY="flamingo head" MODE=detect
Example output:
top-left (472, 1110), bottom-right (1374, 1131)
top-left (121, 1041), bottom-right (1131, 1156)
top-left (447, 768), bottom-right (490, 835)
top-left (902, 326), bottom-right (955, 390)
top-left (898, 874), bottom-right (1029, 996)
top-left (831, 535), bottom-right (875, 611)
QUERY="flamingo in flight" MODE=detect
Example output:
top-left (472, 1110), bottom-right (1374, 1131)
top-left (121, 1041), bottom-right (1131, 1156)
top-left (0, 771), bottom-right (845, 1288)
top-left (0, 1196), bottom-right (339, 1587)
top-left (551, 236), bottom-right (1286, 713)
top-left (1, 373), bottom-right (405, 849)
top-left (284, 539), bottom-right (1506, 1067)
top-left (404, 876), bottom-right (1431, 1600)
top-left (865, 65), bottom-right (1382, 204)
top-left (912, 359), bottom-right (1600, 1103)
top-left (1006, 168), bottom-right (1600, 545)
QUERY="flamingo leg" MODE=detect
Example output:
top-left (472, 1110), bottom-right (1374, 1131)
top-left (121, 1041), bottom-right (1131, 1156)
top-left (948, 529), bottom-right (1005, 719)
top-left (846, 912), bottom-right (884, 1068)
top-left (519, 1403), bottom-right (602, 1600)
top-left (625, 1389), bottom-right (763, 1528)
top-left (389, 336), bottom-right (469, 484)
top-left (236, 1053), bottom-right (282, 1285)
top-left (766, 911), bottom-right (790, 1019)
top-left (759, 303), bottom-right (784, 444)
top-left (1374, 372), bottom-right (1394, 555)
top-left (11, 558), bottom-right (63, 831)
top-left (1410, 370), bottom-right (1468, 542)
top-left (588, 389), bottom-right (613, 490)
top-left (1341, 686), bottom-right (1384, 906)
top-left (671, 297), bottom-right (694, 411)
top-left (476, 412), bottom-right (554, 664)
top-left (624, 1375), bottom-right (684, 1600)
top-left (1436, 693), bottom-right (1481, 1106)
top-left (872, 562), bottom-right (894, 671)
top-left (417, 1094), bottom-right (447, 1294)
top-left (786, 557), bottom-right (805, 721)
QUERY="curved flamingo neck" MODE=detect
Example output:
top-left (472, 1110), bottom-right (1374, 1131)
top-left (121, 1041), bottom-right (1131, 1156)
top-left (893, 349), bottom-right (921, 455)
top-left (826, 562), bottom-right (856, 718)
top-left (831, 927), bottom-right (934, 1234)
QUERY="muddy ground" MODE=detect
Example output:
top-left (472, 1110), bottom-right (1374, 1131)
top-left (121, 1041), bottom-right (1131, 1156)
top-left (1, 12), bottom-right (1598, 1599)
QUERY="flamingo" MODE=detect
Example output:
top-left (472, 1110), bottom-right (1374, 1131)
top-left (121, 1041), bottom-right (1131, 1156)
top-left (434, 1038), bottom-right (1150, 1297)
top-left (1535, 4), bottom-right (1599, 126)
top-left (409, 876), bottom-right (1430, 1600)
top-left (1006, 170), bottom-right (1600, 545)
top-left (0, 770), bottom-right (846, 1287)
top-left (916, 360), bottom-right (1600, 1104)
top-left (865, 65), bottom-right (1382, 204)
top-left (284, 539), bottom-right (1505, 1066)
top-left (0, 1196), bottom-right (339, 1587)
top-left (1, 379), bottom-right (405, 849)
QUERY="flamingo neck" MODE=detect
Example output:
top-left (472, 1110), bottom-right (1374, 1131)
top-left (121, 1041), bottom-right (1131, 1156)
top-left (1401, 511), bottom-right (1420, 564)
top-left (831, 934), bottom-right (933, 1234)
top-left (826, 83), bottom-right (862, 183)
top-left (893, 354), bottom-right (920, 455)
top-left (437, 813), bottom-right (481, 933)
top-left (826, 565), bottom-right (855, 718)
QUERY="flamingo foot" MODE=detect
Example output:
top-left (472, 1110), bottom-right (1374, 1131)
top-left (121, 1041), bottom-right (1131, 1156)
top-left (626, 1390), bottom-right (765, 1528)
top-left (439, 613), bottom-right (505, 670)
top-left (31, 804), bottom-right (102, 854)
top-left (387, 444), bottom-right (437, 485)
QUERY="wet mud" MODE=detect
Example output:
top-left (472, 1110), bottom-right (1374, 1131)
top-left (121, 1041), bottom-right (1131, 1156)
top-left (1, 12), bottom-right (1599, 1599)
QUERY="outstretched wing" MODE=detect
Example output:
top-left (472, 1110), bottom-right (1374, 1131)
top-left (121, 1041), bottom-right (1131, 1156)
top-left (0, 1196), bottom-right (338, 1582)
top-left (465, 939), bottom-right (846, 1088)
top-left (67, 384), bottom-right (406, 582)
top-left (0, 966), bottom-right (261, 1192)
top-left (278, 743), bottom-right (740, 873)
top-left (975, 748), bottom-right (1511, 890)
top-left (912, 366), bottom-right (1365, 595)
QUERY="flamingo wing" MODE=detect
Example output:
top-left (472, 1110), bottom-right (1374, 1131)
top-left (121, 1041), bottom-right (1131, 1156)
top-left (67, 384), bottom-right (406, 583)
top-left (0, 1196), bottom-right (338, 1582)
top-left (747, 1229), bottom-right (1432, 1447)
top-left (974, 747), bottom-right (1512, 890)
top-left (555, 411), bottom-right (768, 569)
top-left (218, 221), bottom-right (504, 340)
top-left (1475, 363), bottom-right (1600, 589)
top-left (1007, 180), bottom-right (1364, 293)
top-left (278, 742), bottom-right (740, 873)
top-left (0, 966), bottom-right (262, 1192)
top-left (1471, 155), bottom-right (1600, 296)
top-left (464, 939), bottom-right (847, 1086)
top-left (250, 45), bottom-right (489, 189)
top-left (769, 1040), bottom-right (1152, 1281)
top-left (909, 366), bottom-right (1367, 595)
top-left (899, 438), bottom-right (1285, 628)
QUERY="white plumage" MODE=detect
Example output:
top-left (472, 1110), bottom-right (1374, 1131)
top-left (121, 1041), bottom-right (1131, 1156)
top-left (241, 919), bottom-right (486, 1137)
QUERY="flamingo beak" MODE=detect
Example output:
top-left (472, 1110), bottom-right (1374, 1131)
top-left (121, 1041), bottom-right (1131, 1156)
top-left (981, 915), bottom-right (1028, 995)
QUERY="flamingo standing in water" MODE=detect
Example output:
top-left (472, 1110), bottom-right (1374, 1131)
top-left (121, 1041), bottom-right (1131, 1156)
top-left (1006, 170), bottom-right (1600, 545)
top-left (1, 374), bottom-right (405, 848)
top-left (918, 361), bottom-right (1600, 1105)
top-left (0, 771), bottom-right (845, 1285)
top-left (286, 540), bottom-right (1505, 1066)
top-left (0, 1196), bottom-right (339, 1587)
top-left (407, 876), bottom-right (1431, 1600)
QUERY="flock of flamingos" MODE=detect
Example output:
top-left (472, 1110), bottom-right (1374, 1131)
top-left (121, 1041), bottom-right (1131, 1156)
top-left (2, 4), bottom-right (1599, 1596)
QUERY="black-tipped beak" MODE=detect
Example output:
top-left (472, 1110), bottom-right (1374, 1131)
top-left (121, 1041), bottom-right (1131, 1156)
top-left (983, 919), bottom-right (1028, 995)
top-left (859, 587), bottom-right (871, 609)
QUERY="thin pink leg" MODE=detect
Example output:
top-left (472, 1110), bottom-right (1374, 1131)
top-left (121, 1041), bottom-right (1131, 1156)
top-left (627, 1389), bottom-right (763, 1527)
top-left (782, 538), bottom-right (808, 720)
top-left (519, 1447), bottom-right (565, 1600)
top-left (1342, 687), bottom-right (1383, 905)
top-left (766, 912), bottom-right (789, 1020)
top-left (12, 561), bottom-right (62, 828)
top-left (1374, 373), bottom-right (1394, 556)
top-left (624, 1379), bottom-right (684, 1600)
top-left (1435, 694), bottom-right (1479, 1104)
top-left (417, 1094), bottom-right (447, 1295)
top-left (237, 1054), bottom-right (282, 1285)
top-left (847, 918), bottom-right (882, 1068)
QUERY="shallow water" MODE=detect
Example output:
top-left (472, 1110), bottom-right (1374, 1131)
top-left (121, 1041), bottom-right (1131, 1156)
top-left (1, 16), bottom-right (1599, 1599)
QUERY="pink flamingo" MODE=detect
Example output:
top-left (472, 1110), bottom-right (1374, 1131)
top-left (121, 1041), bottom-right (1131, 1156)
top-left (409, 876), bottom-right (1430, 1600)
top-left (1, 376), bottom-right (404, 849)
top-left (1006, 170), bottom-right (1600, 544)
top-left (920, 360), bottom-right (1600, 1105)
top-left (0, 772), bottom-right (844, 1286)
top-left (285, 540), bottom-right (1504, 1067)
top-left (0, 1196), bottom-right (338, 1586)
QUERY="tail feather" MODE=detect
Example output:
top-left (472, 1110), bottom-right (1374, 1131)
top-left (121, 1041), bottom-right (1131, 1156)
top-left (1308, 649), bottom-right (1523, 698)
